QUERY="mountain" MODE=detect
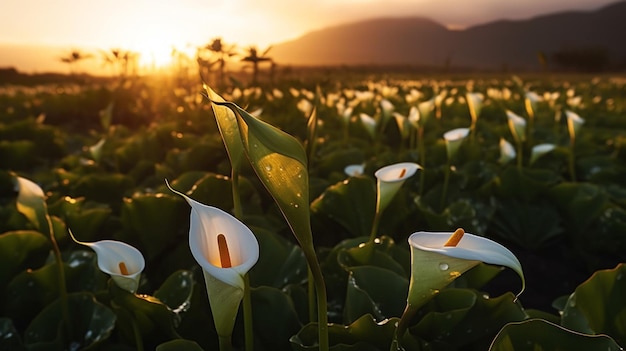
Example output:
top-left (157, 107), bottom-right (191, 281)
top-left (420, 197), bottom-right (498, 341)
top-left (270, 1), bottom-right (626, 70)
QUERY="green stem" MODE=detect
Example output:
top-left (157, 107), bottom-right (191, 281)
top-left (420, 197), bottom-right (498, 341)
top-left (243, 274), bottom-right (254, 351)
top-left (231, 167), bottom-right (243, 219)
top-left (569, 139), bottom-right (577, 181)
top-left (45, 215), bottom-right (72, 340)
top-left (418, 127), bottom-right (426, 195)
top-left (308, 267), bottom-right (316, 323)
top-left (130, 311), bottom-right (145, 351)
top-left (391, 304), bottom-right (418, 351)
top-left (303, 247), bottom-right (329, 351)
top-left (368, 210), bottom-right (382, 244)
top-left (440, 161), bottom-right (451, 211)
top-left (516, 141), bottom-right (523, 169)
top-left (219, 335), bottom-right (235, 351)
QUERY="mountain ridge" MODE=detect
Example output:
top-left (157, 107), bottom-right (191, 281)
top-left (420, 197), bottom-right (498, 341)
top-left (270, 1), bottom-right (626, 70)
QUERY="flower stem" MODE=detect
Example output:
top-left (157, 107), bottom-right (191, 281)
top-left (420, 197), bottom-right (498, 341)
top-left (418, 126), bottom-right (426, 195)
top-left (569, 139), bottom-right (577, 181)
top-left (308, 267), bottom-right (316, 322)
top-left (391, 304), bottom-right (418, 351)
top-left (516, 141), bottom-right (523, 169)
top-left (303, 247), bottom-right (329, 351)
top-left (440, 162), bottom-right (451, 211)
top-left (231, 167), bottom-right (243, 219)
top-left (243, 273), bottom-right (254, 351)
top-left (368, 210), bottom-right (382, 244)
top-left (46, 215), bottom-right (72, 340)
top-left (219, 335), bottom-right (235, 351)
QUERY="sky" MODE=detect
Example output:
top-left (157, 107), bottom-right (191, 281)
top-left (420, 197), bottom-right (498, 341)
top-left (0, 0), bottom-right (619, 73)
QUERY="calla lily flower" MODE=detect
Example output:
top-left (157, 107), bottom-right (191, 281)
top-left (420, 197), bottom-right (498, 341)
top-left (359, 113), bottom-right (377, 139)
top-left (417, 98), bottom-right (435, 124)
top-left (524, 91), bottom-right (542, 118)
top-left (506, 110), bottom-right (527, 143)
top-left (443, 127), bottom-right (470, 160)
top-left (407, 106), bottom-right (420, 128)
top-left (498, 138), bottom-right (516, 165)
top-left (466, 92), bottom-right (483, 123)
top-left (407, 229), bottom-right (525, 309)
top-left (344, 164), bottom-right (365, 177)
top-left (167, 182), bottom-right (259, 338)
top-left (565, 110), bottom-right (584, 140)
top-left (69, 230), bottom-right (145, 293)
top-left (530, 143), bottom-right (556, 165)
top-left (374, 162), bottom-right (421, 213)
top-left (14, 176), bottom-right (48, 231)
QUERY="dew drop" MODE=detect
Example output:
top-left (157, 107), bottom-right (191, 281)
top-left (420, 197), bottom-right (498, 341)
top-left (294, 204), bottom-right (299, 208)
top-left (264, 165), bottom-right (272, 171)
top-left (439, 263), bottom-right (449, 271)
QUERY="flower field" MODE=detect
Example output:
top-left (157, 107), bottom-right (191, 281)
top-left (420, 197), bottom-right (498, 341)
top-left (1, 72), bottom-right (625, 350)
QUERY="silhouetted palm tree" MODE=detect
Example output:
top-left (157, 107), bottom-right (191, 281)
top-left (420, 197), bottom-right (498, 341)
top-left (197, 38), bottom-right (237, 87)
top-left (241, 46), bottom-right (272, 85)
top-left (101, 48), bottom-right (139, 77)
top-left (59, 49), bottom-right (93, 75)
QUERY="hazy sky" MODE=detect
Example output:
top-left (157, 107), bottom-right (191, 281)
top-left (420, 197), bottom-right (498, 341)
top-left (0, 0), bottom-right (619, 71)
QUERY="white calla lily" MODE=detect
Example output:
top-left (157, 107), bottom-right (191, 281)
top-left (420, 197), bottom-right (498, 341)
top-left (14, 176), bottom-right (48, 231)
top-left (498, 138), bottom-right (516, 165)
top-left (466, 92), bottom-right (483, 123)
top-left (530, 143), bottom-right (556, 165)
top-left (374, 162), bottom-right (421, 213)
top-left (359, 113), bottom-right (377, 139)
top-left (525, 91), bottom-right (541, 119)
top-left (443, 127), bottom-right (470, 160)
top-left (506, 110), bottom-right (527, 143)
top-left (417, 98), bottom-right (435, 124)
top-left (344, 164), bottom-right (365, 177)
top-left (407, 229), bottom-right (525, 309)
top-left (69, 230), bottom-right (145, 293)
top-left (407, 106), bottom-right (420, 128)
top-left (167, 181), bottom-right (259, 338)
top-left (565, 110), bottom-right (584, 140)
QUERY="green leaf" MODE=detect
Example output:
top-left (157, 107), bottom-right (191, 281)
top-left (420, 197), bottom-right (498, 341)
top-left (248, 226), bottom-right (307, 288)
top-left (206, 85), bottom-right (244, 170)
top-left (549, 182), bottom-right (609, 234)
top-left (24, 292), bottom-right (116, 351)
top-left (290, 314), bottom-right (423, 351)
top-left (120, 193), bottom-right (188, 260)
top-left (109, 280), bottom-right (180, 349)
top-left (495, 167), bottom-right (560, 201)
top-left (561, 263), bottom-right (626, 346)
top-left (0, 230), bottom-right (50, 286)
top-left (156, 339), bottom-right (205, 351)
top-left (251, 286), bottom-right (303, 350)
top-left (344, 266), bottom-right (409, 323)
top-left (0, 318), bottom-right (23, 351)
top-left (219, 101), bottom-right (313, 249)
top-left (154, 270), bottom-right (195, 314)
top-left (489, 319), bottom-right (623, 351)
top-left (311, 176), bottom-right (375, 238)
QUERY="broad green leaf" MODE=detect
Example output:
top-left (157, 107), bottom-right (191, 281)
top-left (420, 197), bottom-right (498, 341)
top-left (311, 176), bottom-right (375, 238)
top-left (495, 167), bottom-right (560, 201)
top-left (154, 270), bottom-right (195, 314)
top-left (0, 318), bottom-right (23, 351)
top-left (339, 238), bottom-right (407, 276)
top-left (157, 339), bottom-right (205, 351)
top-left (206, 85), bottom-right (244, 170)
top-left (414, 290), bottom-right (527, 349)
top-left (248, 226), bottom-right (307, 288)
top-left (561, 263), bottom-right (626, 346)
top-left (24, 292), bottom-right (116, 351)
top-left (219, 101), bottom-right (312, 249)
top-left (0, 230), bottom-right (50, 286)
top-left (344, 266), bottom-right (409, 323)
top-left (251, 286), bottom-right (303, 350)
top-left (290, 314), bottom-right (423, 351)
top-left (109, 280), bottom-right (180, 349)
top-left (120, 193), bottom-right (188, 260)
top-left (489, 319), bottom-right (622, 351)
top-left (549, 182), bottom-right (609, 234)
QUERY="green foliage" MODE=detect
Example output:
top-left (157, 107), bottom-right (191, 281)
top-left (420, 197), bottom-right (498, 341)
top-left (1, 74), bottom-right (625, 350)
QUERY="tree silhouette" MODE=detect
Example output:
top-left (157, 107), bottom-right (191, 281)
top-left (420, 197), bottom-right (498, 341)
top-left (59, 49), bottom-right (93, 75)
top-left (101, 48), bottom-right (139, 78)
top-left (197, 38), bottom-right (237, 87)
top-left (241, 46), bottom-right (272, 85)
